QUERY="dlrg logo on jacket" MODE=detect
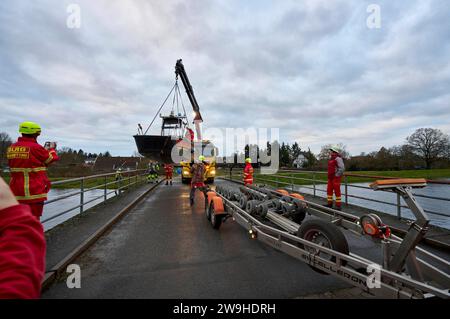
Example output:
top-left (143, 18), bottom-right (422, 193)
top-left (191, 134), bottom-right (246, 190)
top-left (6, 146), bottom-right (30, 159)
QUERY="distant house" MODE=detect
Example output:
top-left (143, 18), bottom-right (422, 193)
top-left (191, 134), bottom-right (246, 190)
top-left (293, 154), bottom-right (307, 168)
top-left (84, 157), bottom-right (97, 166)
top-left (93, 157), bottom-right (146, 172)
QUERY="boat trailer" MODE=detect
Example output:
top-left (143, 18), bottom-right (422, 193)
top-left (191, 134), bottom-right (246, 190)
top-left (204, 178), bottom-right (450, 299)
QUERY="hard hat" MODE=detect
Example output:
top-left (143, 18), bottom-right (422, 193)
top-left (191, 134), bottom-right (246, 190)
top-left (329, 146), bottom-right (340, 153)
top-left (245, 157), bottom-right (252, 163)
top-left (199, 155), bottom-right (206, 161)
top-left (19, 121), bottom-right (41, 135)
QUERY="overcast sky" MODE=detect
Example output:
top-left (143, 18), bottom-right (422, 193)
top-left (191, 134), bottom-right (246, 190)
top-left (1, 0), bottom-right (449, 157)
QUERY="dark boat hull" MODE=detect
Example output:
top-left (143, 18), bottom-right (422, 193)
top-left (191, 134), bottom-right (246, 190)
top-left (134, 135), bottom-right (190, 163)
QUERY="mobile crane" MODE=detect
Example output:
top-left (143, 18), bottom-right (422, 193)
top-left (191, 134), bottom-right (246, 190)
top-left (175, 59), bottom-right (217, 184)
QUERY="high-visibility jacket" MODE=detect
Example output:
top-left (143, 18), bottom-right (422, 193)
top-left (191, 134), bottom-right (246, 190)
top-left (7, 137), bottom-right (59, 203)
top-left (0, 204), bottom-right (46, 298)
top-left (243, 163), bottom-right (254, 185)
top-left (164, 164), bottom-right (173, 175)
top-left (327, 153), bottom-right (345, 178)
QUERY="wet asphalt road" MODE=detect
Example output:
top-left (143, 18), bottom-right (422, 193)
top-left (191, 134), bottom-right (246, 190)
top-left (43, 179), bottom-right (358, 298)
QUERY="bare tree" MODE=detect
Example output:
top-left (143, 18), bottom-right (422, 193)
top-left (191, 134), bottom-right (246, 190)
top-left (318, 143), bottom-right (349, 160)
top-left (406, 128), bottom-right (450, 169)
top-left (0, 132), bottom-right (13, 167)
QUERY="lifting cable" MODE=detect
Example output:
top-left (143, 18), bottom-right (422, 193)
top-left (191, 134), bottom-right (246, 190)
top-left (143, 82), bottom-right (177, 135)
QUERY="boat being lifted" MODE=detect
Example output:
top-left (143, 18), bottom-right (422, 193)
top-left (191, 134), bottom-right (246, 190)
top-left (134, 59), bottom-right (217, 182)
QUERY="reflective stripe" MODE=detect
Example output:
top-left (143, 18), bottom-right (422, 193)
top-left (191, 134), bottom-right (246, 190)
top-left (10, 167), bottom-right (47, 173)
top-left (16, 193), bottom-right (47, 201)
top-left (44, 153), bottom-right (54, 165)
top-left (24, 171), bottom-right (30, 197)
top-left (10, 167), bottom-right (48, 200)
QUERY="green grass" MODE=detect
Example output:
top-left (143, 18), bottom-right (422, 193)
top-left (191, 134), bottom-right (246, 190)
top-left (235, 168), bottom-right (450, 187)
top-left (1, 174), bottom-right (146, 190)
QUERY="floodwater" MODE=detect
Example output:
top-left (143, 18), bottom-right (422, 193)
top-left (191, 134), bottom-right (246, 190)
top-left (42, 188), bottom-right (117, 231)
top-left (293, 182), bottom-right (450, 229)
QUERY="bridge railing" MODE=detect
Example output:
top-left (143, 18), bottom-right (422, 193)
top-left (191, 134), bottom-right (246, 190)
top-left (225, 168), bottom-right (450, 220)
top-left (41, 169), bottom-right (148, 225)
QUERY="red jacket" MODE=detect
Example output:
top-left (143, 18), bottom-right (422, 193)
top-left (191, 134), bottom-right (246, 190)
top-left (0, 204), bottom-right (46, 299)
top-left (243, 163), bottom-right (254, 185)
top-left (328, 153), bottom-right (345, 178)
top-left (164, 164), bottom-right (173, 174)
top-left (7, 137), bottom-right (59, 203)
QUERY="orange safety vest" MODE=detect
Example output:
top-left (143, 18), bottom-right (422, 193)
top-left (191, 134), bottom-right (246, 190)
top-left (7, 137), bottom-right (59, 203)
top-left (243, 163), bottom-right (254, 185)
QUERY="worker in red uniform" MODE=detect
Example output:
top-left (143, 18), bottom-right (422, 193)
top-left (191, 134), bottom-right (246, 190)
top-left (0, 177), bottom-right (46, 299)
top-left (243, 157), bottom-right (254, 186)
top-left (164, 163), bottom-right (174, 185)
top-left (189, 155), bottom-right (207, 206)
top-left (327, 146), bottom-right (345, 210)
top-left (7, 121), bottom-right (59, 219)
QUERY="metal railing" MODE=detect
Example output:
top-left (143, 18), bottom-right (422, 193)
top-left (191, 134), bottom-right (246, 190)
top-left (226, 168), bottom-right (450, 220)
top-left (41, 169), bottom-right (149, 225)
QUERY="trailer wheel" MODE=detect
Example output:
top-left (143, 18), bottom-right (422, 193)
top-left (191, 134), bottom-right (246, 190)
top-left (206, 204), bottom-right (212, 221)
top-left (210, 202), bottom-right (223, 229)
top-left (246, 200), bottom-right (258, 215)
top-left (281, 195), bottom-right (292, 203)
top-left (239, 195), bottom-right (247, 209)
top-left (292, 199), bottom-right (307, 223)
top-left (297, 219), bottom-right (349, 275)
top-left (257, 202), bottom-right (269, 218)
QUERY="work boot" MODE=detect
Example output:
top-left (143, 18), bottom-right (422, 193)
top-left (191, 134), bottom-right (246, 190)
top-left (190, 198), bottom-right (194, 206)
top-left (170, 181), bottom-right (173, 185)
top-left (336, 206), bottom-right (342, 211)
top-left (165, 181), bottom-right (168, 185)
top-left (325, 203), bottom-right (333, 208)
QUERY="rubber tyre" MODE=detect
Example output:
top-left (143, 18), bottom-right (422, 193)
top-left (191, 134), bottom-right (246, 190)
top-left (281, 195), bottom-right (292, 203)
top-left (297, 219), bottom-right (349, 275)
top-left (210, 202), bottom-right (223, 230)
top-left (239, 195), bottom-right (247, 209)
top-left (246, 200), bottom-right (257, 215)
top-left (206, 202), bottom-right (212, 221)
top-left (292, 199), bottom-right (307, 223)
top-left (206, 177), bottom-right (215, 184)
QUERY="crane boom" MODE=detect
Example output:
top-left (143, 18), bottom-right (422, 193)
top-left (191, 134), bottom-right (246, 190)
top-left (175, 59), bottom-right (203, 140)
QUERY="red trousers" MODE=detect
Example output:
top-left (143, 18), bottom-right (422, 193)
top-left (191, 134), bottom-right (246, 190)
top-left (165, 172), bottom-right (173, 180)
top-left (327, 176), bottom-right (342, 207)
top-left (22, 202), bottom-right (44, 219)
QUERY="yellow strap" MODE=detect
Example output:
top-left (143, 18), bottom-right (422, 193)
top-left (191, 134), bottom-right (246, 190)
top-left (10, 167), bottom-right (47, 173)
top-left (15, 193), bottom-right (48, 201)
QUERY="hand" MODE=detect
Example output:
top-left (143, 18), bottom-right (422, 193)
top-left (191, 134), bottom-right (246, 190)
top-left (0, 177), bottom-right (19, 211)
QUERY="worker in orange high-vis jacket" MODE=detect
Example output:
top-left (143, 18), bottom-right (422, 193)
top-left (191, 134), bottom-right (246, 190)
top-left (243, 157), bottom-right (254, 186)
top-left (326, 146), bottom-right (345, 210)
top-left (7, 122), bottom-right (59, 219)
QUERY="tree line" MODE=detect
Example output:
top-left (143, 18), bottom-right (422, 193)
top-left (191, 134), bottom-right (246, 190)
top-left (2, 127), bottom-right (449, 172)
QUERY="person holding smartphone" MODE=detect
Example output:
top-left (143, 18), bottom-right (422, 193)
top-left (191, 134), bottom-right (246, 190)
top-left (6, 121), bottom-right (59, 219)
